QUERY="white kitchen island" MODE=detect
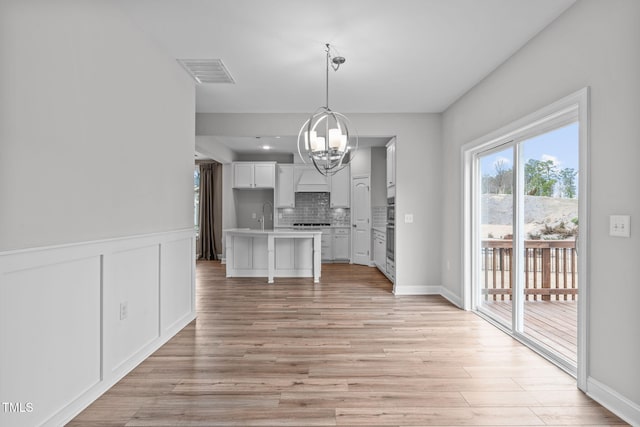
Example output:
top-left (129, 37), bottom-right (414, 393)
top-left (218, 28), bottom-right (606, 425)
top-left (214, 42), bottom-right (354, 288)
top-left (224, 229), bottom-right (322, 283)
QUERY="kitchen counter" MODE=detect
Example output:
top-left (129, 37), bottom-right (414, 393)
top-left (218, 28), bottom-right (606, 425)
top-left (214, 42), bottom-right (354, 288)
top-left (224, 228), bottom-right (321, 283)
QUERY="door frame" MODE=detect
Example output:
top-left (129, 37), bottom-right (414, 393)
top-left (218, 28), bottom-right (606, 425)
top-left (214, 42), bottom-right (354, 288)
top-left (461, 87), bottom-right (590, 390)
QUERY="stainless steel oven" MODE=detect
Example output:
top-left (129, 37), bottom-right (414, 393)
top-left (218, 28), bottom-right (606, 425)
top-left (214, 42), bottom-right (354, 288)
top-left (386, 224), bottom-right (394, 261)
top-left (386, 196), bottom-right (395, 262)
top-left (386, 205), bottom-right (395, 225)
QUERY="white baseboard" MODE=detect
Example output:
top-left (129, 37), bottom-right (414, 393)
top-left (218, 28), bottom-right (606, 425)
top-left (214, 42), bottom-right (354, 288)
top-left (391, 285), bottom-right (463, 310)
top-left (439, 286), bottom-right (463, 308)
top-left (52, 312), bottom-right (195, 427)
top-left (393, 284), bottom-right (441, 295)
top-left (587, 377), bottom-right (640, 426)
top-left (0, 229), bottom-right (196, 427)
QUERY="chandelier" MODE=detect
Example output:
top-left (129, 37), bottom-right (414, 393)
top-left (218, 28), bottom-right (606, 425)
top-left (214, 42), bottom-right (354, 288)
top-left (297, 44), bottom-right (358, 176)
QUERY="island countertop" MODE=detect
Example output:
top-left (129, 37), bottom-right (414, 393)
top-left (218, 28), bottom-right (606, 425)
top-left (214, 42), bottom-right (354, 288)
top-left (224, 228), bottom-right (322, 236)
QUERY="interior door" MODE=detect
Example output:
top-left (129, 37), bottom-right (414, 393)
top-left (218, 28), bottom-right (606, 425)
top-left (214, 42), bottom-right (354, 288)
top-left (352, 176), bottom-right (370, 265)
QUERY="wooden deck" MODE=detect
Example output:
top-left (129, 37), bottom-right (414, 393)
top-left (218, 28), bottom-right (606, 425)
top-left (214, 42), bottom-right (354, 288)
top-left (68, 262), bottom-right (624, 426)
top-left (481, 300), bottom-right (577, 365)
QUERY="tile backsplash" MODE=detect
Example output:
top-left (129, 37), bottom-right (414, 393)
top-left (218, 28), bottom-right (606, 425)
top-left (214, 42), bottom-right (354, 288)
top-left (372, 206), bottom-right (387, 228)
top-left (278, 192), bottom-right (350, 226)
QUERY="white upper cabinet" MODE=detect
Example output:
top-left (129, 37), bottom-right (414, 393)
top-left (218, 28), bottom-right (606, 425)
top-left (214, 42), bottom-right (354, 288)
top-left (233, 162), bottom-right (275, 189)
top-left (386, 138), bottom-right (396, 198)
top-left (233, 163), bottom-right (254, 188)
top-left (276, 164), bottom-right (295, 208)
top-left (330, 165), bottom-right (350, 208)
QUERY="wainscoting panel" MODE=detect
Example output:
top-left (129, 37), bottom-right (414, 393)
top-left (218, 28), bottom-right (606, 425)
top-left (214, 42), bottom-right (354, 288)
top-left (160, 238), bottom-right (194, 332)
top-left (104, 245), bottom-right (160, 374)
top-left (0, 255), bottom-right (101, 427)
top-left (0, 229), bottom-right (195, 427)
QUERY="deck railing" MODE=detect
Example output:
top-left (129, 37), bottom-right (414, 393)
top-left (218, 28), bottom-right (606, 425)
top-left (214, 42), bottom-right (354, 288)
top-left (481, 240), bottom-right (577, 301)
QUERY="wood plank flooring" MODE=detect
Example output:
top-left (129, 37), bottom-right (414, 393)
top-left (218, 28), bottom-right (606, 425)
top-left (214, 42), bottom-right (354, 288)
top-left (68, 261), bottom-right (626, 426)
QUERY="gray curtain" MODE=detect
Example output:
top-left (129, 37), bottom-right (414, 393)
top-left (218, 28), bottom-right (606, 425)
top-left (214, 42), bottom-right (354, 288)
top-left (198, 162), bottom-right (222, 260)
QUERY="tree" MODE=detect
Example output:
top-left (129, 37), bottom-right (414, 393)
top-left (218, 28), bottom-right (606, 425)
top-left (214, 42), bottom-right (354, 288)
top-left (558, 167), bottom-right (577, 198)
top-left (493, 159), bottom-right (513, 194)
top-left (525, 159), bottom-right (557, 197)
top-left (482, 160), bottom-right (513, 194)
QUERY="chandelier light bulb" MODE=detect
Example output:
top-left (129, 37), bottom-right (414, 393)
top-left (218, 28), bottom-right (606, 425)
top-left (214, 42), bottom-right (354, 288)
top-left (328, 128), bottom-right (343, 149)
top-left (311, 136), bottom-right (325, 152)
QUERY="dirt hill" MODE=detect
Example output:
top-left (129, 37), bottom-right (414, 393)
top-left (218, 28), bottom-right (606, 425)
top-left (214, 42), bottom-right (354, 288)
top-left (481, 194), bottom-right (578, 240)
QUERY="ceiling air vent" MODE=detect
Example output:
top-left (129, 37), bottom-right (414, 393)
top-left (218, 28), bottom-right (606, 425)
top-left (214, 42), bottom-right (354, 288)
top-left (177, 59), bottom-right (235, 84)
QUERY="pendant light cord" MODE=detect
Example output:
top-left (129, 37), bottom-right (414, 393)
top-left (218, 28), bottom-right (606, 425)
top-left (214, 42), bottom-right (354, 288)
top-left (325, 43), bottom-right (330, 109)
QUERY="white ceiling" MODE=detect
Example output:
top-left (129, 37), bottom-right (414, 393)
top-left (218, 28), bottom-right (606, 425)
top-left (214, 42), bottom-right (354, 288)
top-left (115, 0), bottom-right (575, 155)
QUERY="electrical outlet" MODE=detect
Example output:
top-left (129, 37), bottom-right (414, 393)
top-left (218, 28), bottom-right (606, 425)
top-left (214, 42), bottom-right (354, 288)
top-left (120, 302), bottom-right (128, 320)
top-left (609, 215), bottom-right (630, 237)
top-left (252, 212), bottom-right (257, 219)
top-left (404, 213), bottom-right (414, 223)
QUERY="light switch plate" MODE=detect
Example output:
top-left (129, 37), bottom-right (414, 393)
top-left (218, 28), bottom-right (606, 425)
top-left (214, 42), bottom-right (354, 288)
top-left (120, 301), bottom-right (128, 320)
top-left (404, 213), bottom-right (414, 224)
top-left (609, 215), bottom-right (630, 237)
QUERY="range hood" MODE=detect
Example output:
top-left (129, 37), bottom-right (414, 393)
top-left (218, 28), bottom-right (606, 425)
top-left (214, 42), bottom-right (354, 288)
top-left (295, 165), bottom-right (330, 192)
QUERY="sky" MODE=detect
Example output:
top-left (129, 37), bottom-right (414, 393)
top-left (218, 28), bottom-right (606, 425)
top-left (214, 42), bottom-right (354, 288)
top-left (480, 122), bottom-right (579, 177)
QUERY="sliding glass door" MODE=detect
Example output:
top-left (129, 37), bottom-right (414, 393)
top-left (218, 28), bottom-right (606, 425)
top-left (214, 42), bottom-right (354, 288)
top-left (520, 124), bottom-right (579, 368)
top-left (473, 121), bottom-right (579, 373)
top-left (477, 146), bottom-right (514, 328)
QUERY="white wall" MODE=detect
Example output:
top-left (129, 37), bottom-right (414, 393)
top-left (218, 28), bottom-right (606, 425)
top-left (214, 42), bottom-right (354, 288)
top-left (235, 189), bottom-right (274, 229)
top-left (0, 0), bottom-right (195, 252)
top-left (350, 146), bottom-right (372, 177)
top-left (0, 1), bottom-right (196, 425)
top-left (197, 113), bottom-right (442, 292)
top-left (371, 147), bottom-right (387, 209)
top-left (441, 0), bottom-right (640, 418)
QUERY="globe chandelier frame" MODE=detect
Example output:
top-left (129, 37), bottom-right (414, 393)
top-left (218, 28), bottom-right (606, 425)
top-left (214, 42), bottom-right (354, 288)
top-left (297, 44), bottom-right (358, 176)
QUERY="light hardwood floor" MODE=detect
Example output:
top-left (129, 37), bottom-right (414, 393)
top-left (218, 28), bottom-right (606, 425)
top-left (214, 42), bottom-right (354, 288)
top-left (68, 261), bottom-right (626, 426)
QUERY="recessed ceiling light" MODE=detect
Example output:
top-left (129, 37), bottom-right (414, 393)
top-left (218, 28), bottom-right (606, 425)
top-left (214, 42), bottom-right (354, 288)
top-left (262, 145), bottom-right (271, 150)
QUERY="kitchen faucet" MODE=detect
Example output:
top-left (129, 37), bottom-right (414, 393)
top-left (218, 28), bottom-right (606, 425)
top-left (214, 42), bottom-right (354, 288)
top-left (261, 201), bottom-right (273, 231)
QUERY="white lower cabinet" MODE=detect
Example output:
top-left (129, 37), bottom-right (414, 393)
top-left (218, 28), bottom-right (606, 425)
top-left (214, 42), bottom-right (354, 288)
top-left (233, 236), bottom-right (268, 270)
top-left (275, 238), bottom-right (313, 270)
top-left (275, 238), bottom-right (294, 270)
top-left (321, 228), bottom-right (332, 261)
top-left (373, 229), bottom-right (386, 271)
top-left (294, 238), bottom-right (313, 270)
top-left (333, 228), bottom-right (350, 261)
